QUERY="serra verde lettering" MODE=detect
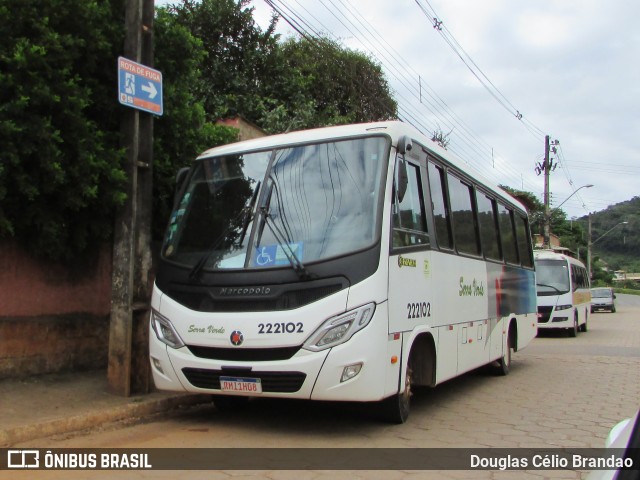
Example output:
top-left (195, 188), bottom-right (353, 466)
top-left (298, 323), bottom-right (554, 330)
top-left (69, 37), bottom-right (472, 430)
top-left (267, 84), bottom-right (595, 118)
top-left (459, 277), bottom-right (485, 297)
top-left (398, 256), bottom-right (417, 268)
top-left (188, 325), bottom-right (226, 334)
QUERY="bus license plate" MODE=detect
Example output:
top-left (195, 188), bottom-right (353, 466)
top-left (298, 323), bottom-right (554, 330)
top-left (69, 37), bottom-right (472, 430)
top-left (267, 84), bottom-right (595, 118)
top-left (219, 376), bottom-right (262, 393)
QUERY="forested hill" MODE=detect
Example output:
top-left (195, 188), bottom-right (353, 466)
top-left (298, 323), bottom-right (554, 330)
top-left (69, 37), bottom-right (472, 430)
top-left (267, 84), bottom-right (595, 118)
top-left (582, 197), bottom-right (640, 271)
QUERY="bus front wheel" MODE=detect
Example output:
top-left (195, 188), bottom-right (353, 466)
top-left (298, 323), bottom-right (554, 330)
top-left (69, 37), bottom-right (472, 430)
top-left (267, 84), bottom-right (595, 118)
top-left (580, 311), bottom-right (588, 332)
top-left (381, 365), bottom-right (412, 424)
top-left (568, 316), bottom-right (578, 338)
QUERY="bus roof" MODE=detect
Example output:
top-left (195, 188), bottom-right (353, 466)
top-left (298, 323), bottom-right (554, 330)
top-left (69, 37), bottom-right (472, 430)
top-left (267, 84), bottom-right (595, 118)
top-left (196, 121), bottom-right (528, 214)
top-left (534, 250), bottom-right (587, 268)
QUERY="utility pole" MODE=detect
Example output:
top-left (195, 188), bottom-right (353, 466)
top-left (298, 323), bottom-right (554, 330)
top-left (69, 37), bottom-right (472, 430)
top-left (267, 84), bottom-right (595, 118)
top-left (542, 135), bottom-right (551, 248)
top-left (537, 135), bottom-right (559, 249)
top-left (587, 212), bottom-right (592, 282)
top-left (108, 0), bottom-right (155, 396)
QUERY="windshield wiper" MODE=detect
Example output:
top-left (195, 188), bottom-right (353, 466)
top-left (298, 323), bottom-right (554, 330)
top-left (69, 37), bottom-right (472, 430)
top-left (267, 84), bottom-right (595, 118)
top-left (237, 180), bottom-right (261, 247)
top-left (536, 282), bottom-right (562, 294)
top-left (257, 206), bottom-right (312, 280)
top-left (255, 177), bottom-right (312, 280)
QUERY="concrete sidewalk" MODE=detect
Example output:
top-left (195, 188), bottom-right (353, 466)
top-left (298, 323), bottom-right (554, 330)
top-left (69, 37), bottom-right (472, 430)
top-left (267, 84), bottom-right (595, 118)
top-left (0, 370), bottom-right (210, 447)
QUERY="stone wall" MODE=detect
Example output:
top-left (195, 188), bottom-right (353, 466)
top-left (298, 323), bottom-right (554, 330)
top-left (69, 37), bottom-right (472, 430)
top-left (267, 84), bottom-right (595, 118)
top-left (0, 242), bottom-right (112, 378)
top-left (0, 314), bottom-right (109, 378)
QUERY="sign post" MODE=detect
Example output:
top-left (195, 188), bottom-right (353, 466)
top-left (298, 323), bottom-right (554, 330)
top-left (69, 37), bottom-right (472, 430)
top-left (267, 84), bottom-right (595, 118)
top-left (109, 0), bottom-right (157, 397)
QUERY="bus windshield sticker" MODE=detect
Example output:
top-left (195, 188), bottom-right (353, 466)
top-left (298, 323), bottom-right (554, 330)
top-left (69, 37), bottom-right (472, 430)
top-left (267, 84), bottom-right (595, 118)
top-left (253, 242), bottom-right (304, 267)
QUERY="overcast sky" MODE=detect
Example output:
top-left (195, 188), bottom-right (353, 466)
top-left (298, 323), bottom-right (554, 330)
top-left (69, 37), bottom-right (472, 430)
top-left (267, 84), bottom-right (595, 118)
top-left (246, 0), bottom-right (639, 221)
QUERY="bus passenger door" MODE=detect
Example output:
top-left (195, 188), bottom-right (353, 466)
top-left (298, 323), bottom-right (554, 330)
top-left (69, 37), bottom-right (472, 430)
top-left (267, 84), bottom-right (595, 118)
top-left (388, 156), bottom-right (432, 336)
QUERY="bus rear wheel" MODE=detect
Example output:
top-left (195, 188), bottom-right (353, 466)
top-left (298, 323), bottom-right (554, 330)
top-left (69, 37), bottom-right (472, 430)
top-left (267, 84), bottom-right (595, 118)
top-left (495, 329), bottom-right (512, 376)
top-left (381, 366), bottom-right (412, 424)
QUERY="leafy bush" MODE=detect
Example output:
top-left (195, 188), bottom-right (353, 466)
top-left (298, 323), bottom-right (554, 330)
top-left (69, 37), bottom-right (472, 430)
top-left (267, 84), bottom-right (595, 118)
top-left (0, 0), bottom-right (126, 260)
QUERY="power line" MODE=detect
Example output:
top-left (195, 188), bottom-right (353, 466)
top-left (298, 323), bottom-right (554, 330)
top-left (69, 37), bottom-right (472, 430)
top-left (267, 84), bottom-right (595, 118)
top-left (555, 143), bottom-right (591, 213)
top-left (264, 0), bottom-right (544, 196)
top-left (414, 0), bottom-right (546, 141)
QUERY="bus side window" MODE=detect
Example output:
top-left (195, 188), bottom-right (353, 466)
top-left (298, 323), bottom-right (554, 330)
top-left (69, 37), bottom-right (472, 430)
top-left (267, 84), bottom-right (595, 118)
top-left (447, 172), bottom-right (480, 256)
top-left (476, 192), bottom-right (501, 261)
top-left (427, 161), bottom-right (453, 249)
top-left (392, 162), bottom-right (429, 248)
top-left (497, 203), bottom-right (518, 264)
top-left (514, 214), bottom-right (534, 267)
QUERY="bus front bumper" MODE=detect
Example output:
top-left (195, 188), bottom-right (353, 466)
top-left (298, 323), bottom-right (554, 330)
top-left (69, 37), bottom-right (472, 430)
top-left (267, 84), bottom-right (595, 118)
top-left (149, 302), bottom-right (399, 402)
top-left (537, 315), bottom-right (571, 329)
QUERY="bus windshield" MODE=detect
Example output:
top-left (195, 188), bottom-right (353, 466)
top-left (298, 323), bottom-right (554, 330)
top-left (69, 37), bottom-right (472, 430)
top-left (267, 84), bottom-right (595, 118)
top-left (591, 288), bottom-right (612, 298)
top-left (162, 136), bottom-right (388, 271)
top-left (535, 259), bottom-right (570, 295)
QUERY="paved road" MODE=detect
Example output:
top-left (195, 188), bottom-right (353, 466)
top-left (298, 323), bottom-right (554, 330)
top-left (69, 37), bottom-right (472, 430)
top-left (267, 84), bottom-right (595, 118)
top-left (8, 294), bottom-right (640, 480)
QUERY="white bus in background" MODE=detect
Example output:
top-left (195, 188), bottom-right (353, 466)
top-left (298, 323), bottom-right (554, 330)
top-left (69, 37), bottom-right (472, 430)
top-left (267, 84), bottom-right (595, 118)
top-left (534, 250), bottom-right (591, 336)
top-left (149, 121), bottom-right (538, 423)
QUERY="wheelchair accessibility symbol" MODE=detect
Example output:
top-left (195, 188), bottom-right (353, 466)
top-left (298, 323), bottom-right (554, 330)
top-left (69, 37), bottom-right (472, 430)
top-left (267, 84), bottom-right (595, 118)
top-left (255, 246), bottom-right (274, 266)
top-left (253, 243), bottom-right (303, 267)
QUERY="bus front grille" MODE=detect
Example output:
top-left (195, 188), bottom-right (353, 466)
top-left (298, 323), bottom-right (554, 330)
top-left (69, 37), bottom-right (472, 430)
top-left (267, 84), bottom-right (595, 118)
top-left (168, 282), bottom-right (345, 312)
top-left (537, 306), bottom-right (553, 323)
top-left (186, 345), bottom-right (301, 361)
top-left (182, 368), bottom-right (306, 393)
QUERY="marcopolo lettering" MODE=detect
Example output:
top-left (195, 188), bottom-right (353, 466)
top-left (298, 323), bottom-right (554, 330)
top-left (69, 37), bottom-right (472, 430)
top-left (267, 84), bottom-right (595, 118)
top-left (219, 286), bottom-right (271, 296)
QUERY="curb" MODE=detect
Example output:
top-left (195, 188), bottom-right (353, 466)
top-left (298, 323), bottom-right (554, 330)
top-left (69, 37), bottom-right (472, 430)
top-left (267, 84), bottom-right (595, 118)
top-left (0, 394), bottom-right (210, 447)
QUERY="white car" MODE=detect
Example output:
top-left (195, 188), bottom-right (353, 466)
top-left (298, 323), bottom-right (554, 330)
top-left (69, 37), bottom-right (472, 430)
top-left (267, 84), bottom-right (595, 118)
top-left (586, 409), bottom-right (639, 479)
top-left (591, 287), bottom-right (617, 313)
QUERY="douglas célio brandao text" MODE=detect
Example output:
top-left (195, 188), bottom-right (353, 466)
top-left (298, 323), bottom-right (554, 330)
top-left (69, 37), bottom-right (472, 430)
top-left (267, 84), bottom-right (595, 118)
top-left (470, 453), bottom-right (634, 470)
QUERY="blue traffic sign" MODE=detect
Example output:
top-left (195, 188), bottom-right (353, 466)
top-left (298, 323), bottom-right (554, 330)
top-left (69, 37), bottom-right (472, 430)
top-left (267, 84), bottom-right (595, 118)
top-left (118, 56), bottom-right (163, 115)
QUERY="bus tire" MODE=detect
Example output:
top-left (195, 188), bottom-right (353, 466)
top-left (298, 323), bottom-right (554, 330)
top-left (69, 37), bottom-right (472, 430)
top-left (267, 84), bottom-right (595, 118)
top-left (568, 315), bottom-right (578, 338)
top-left (381, 365), bottom-right (412, 424)
top-left (212, 395), bottom-right (249, 412)
top-left (580, 311), bottom-right (588, 332)
top-left (496, 326), bottom-right (512, 376)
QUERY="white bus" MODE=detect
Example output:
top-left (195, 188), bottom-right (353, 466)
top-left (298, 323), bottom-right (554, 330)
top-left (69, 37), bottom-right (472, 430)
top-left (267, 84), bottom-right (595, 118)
top-left (149, 121), bottom-right (537, 423)
top-left (534, 250), bottom-right (591, 336)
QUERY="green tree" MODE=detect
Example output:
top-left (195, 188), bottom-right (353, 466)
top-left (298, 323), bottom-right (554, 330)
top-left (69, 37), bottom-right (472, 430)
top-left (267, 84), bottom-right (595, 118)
top-left (162, 1), bottom-right (397, 133)
top-left (279, 37), bottom-right (397, 129)
top-left (0, 0), bottom-right (127, 260)
top-left (165, 0), bottom-right (282, 125)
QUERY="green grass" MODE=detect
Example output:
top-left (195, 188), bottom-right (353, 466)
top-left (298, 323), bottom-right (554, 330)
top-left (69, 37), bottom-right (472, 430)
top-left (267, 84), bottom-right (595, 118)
top-left (614, 288), bottom-right (640, 296)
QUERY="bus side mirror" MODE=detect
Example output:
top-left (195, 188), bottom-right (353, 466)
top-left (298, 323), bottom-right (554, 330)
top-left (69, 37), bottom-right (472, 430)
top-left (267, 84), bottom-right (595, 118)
top-left (176, 167), bottom-right (189, 188)
top-left (397, 159), bottom-right (409, 203)
top-left (174, 167), bottom-right (190, 204)
top-left (397, 135), bottom-right (413, 155)
top-left (396, 135), bottom-right (412, 203)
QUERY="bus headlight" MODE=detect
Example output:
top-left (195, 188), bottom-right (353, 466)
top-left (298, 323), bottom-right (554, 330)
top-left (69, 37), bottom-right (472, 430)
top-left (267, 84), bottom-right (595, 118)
top-left (555, 304), bottom-right (572, 311)
top-left (151, 310), bottom-right (185, 349)
top-left (303, 303), bottom-right (376, 352)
